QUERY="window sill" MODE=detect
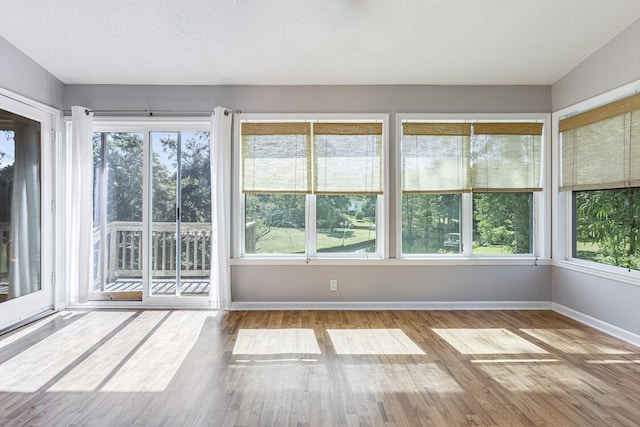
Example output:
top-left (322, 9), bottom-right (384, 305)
top-left (230, 257), bottom-right (550, 267)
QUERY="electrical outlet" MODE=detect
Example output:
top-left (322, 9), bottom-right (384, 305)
top-left (329, 279), bottom-right (338, 291)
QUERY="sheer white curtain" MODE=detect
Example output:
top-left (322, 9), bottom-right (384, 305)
top-left (210, 107), bottom-right (232, 309)
top-left (68, 106), bottom-right (93, 302)
top-left (9, 121), bottom-right (40, 298)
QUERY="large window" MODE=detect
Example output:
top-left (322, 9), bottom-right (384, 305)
top-left (561, 92), bottom-right (640, 270)
top-left (400, 119), bottom-right (543, 256)
top-left (239, 117), bottom-right (386, 258)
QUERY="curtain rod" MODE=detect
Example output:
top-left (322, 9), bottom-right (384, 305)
top-left (63, 108), bottom-right (239, 116)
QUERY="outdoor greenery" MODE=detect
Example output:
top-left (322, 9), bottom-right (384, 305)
top-left (575, 189), bottom-right (640, 269)
top-left (402, 192), bottom-right (532, 254)
top-left (92, 132), bottom-right (211, 224)
top-left (473, 192), bottom-right (532, 254)
top-left (245, 194), bottom-right (376, 253)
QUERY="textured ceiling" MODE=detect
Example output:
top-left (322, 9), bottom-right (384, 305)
top-left (2, 0), bottom-right (640, 86)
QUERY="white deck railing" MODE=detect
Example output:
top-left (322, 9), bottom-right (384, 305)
top-left (95, 221), bottom-right (212, 281)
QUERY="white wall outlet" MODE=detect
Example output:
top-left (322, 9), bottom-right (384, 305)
top-left (329, 279), bottom-right (338, 291)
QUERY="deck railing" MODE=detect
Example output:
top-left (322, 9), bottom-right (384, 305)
top-left (94, 221), bottom-right (212, 282)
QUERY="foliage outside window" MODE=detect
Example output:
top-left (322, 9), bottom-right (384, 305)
top-left (560, 92), bottom-right (640, 271)
top-left (400, 121), bottom-right (541, 256)
top-left (241, 120), bottom-right (383, 256)
top-left (574, 189), bottom-right (640, 269)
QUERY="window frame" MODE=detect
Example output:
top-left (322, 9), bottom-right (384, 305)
top-left (233, 113), bottom-right (389, 261)
top-left (396, 113), bottom-right (551, 260)
top-left (553, 79), bottom-right (640, 284)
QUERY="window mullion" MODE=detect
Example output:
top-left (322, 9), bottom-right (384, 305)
top-left (461, 192), bottom-right (473, 256)
top-left (307, 194), bottom-right (317, 257)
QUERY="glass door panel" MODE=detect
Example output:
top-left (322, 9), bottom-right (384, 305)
top-left (91, 132), bottom-right (144, 300)
top-left (151, 132), bottom-right (179, 296)
top-left (178, 132), bottom-right (211, 296)
top-left (0, 110), bottom-right (41, 303)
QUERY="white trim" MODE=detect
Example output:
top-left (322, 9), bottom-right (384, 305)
top-left (231, 257), bottom-right (551, 266)
top-left (552, 303), bottom-right (640, 348)
top-left (231, 301), bottom-right (552, 311)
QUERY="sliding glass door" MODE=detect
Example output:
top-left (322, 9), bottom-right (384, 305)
top-left (91, 124), bottom-right (211, 301)
top-left (0, 94), bottom-right (54, 329)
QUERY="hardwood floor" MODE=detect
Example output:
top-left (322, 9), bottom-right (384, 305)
top-left (0, 309), bottom-right (639, 426)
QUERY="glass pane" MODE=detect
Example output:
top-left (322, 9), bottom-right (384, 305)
top-left (473, 192), bottom-right (532, 254)
top-left (0, 110), bottom-right (41, 302)
top-left (179, 131), bottom-right (211, 296)
top-left (151, 132), bottom-right (178, 296)
top-left (316, 195), bottom-right (377, 253)
top-left (92, 132), bottom-right (144, 297)
top-left (245, 194), bottom-right (305, 254)
top-left (574, 189), bottom-right (640, 269)
top-left (402, 194), bottom-right (461, 254)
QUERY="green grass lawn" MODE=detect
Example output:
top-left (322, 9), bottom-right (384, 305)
top-left (254, 227), bottom-right (376, 254)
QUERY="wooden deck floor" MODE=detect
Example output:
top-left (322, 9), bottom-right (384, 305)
top-left (0, 309), bottom-right (639, 426)
top-left (104, 278), bottom-right (210, 295)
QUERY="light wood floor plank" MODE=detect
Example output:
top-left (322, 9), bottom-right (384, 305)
top-left (0, 309), bottom-right (639, 426)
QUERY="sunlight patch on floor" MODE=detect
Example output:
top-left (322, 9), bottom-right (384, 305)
top-left (520, 329), bottom-right (635, 354)
top-left (433, 328), bottom-right (548, 355)
top-left (0, 311), bottom-right (134, 392)
top-left (48, 311), bottom-right (168, 392)
top-left (327, 329), bottom-right (425, 355)
top-left (232, 329), bottom-right (321, 355)
top-left (101, 311), bottom-right (213, 392)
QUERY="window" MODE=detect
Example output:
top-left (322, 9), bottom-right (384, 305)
top-left (560, 92), bottom-right (640, 270)
top-left (400, 118), bottom-right (543, 256)
top-left (238, 116), bottom-right (386, 258)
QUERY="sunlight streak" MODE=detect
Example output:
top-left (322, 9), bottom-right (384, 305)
top-left (0, 311), bottom-right (134, 392)
top-left (232, 329), bottom-right (321, 355)
top-left (101, 311), bottom-right (213, 392)
top-left (327, 329), bottom-right (425, 355)
top-left (48, 311), bottom-right (168, 392)
top-left (520, 329), bottom-right (634, 354)
top-left (433, 328), bottom-right (547, 354)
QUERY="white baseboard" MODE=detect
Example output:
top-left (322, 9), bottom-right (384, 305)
top-left (552, 303), bottom-right (640, 348)
top-left (230, 301), bottom-right (552, 311)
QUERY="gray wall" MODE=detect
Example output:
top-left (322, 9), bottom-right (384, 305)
top-left (234, 265), bottom-right (551, 304)
top-left (551, 18), bottom-right (640, 339)
top-left (552, 18), bottom-right (640, 110)
top-left (552, 268), bottom-right (640, 337)
top-left (0, 36), bottom-right (63, 108)
top-left (66, 84), bottom-right (553, 305)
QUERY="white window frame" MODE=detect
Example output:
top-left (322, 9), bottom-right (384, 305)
top-left (66, 116), bottom-right (215, 307)
top-left (552, 79), bottom-right (640, 286)
top-left (396, 113), bottom-right (551, 262)
top-left (233, 113), bottom-right (389, 262)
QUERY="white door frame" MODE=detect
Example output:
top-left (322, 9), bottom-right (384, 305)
top-left (0, 88), bottom-right (60, 330)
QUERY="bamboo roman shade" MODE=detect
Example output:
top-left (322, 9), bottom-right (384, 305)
top-left (401, 123), bottom-right (471, 193)
top-left (241, 122), bottom-right (312, 194)
top-left (559, 93), bottom-right (640, 191)
top-left (241, 121), bottom-right (384, 195)
top-left (401, 121), bottom-right (542, 193)
top-left (314, 122), bottom-right (383, 195)
top-left (471, 123), bottom-right (543, 192)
